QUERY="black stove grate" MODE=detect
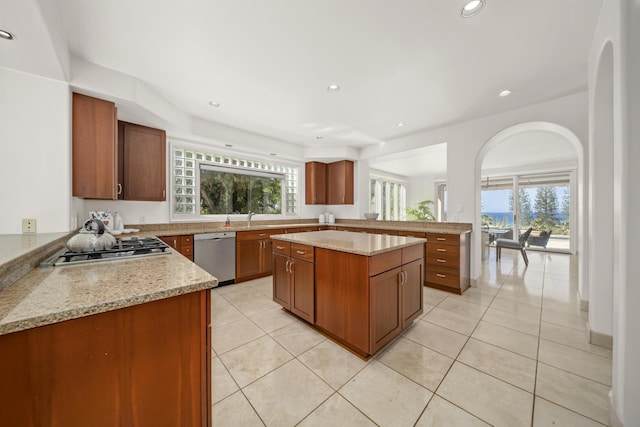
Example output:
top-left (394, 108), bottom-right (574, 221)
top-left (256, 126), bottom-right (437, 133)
top-left (55, 236), bottom-right (170, 265)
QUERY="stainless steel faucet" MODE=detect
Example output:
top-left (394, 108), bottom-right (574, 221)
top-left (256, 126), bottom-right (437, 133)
top-left (247, 212), bottom-right (255, 227)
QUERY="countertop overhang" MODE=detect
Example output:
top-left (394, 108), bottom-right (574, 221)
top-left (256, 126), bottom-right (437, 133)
top-left (0, 251), bottom-right (217, 336)
top-left (272, 230), bottom-right (426, 256)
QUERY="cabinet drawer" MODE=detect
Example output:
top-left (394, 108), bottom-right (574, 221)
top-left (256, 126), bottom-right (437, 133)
top-left (237, 229), bottom-right (283, 241)
top-left (180, 245), bottom-right (193, 256)
top-left (291, 243), bottom-right (314, 262)
top-left (425, 252), bottom-right (459, 268)
top-left (370, 249), bottom-right (402, 276)
top-left (402, 244), bottom-right (424, 264)
top-left (427, 243), bottom-right (460, 258)
top-left (397, 231), bottom-right (426, 238)
top-left (426, 233), bottom-right (459, 246)
top-left (426, 264), bottom-right (460, 288)
top-left (180, 235), bottom-right (193, 246)
top-left (273, 241), bottom-right (291, 256)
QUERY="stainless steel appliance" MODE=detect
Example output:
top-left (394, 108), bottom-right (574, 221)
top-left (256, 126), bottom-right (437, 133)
top-left (194, 231), bottom-right (236, 286)
top-left (46, 236), bottom-right (171, 266)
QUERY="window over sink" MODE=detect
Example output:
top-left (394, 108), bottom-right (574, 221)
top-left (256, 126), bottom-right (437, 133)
top-left (171, 143), bottom-right (299, 218)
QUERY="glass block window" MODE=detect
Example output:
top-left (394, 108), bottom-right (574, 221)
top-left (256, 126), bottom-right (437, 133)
top-left (172, 145), bottom-right (299, 216)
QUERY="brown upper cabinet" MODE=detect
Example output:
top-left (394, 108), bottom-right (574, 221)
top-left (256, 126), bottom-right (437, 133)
top-left (305, 159), bottom-right (354, 205)
top-left (118, 121), bottom-right (166, 201)
top-left (71, 93), bottom-right (167, 201)
top-left (72, 93), bottom-right (118, 199)
top-left (305, 161), bottom-right (327, 204)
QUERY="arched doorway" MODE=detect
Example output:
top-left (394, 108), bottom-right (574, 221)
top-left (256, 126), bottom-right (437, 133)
top-left (473, 122), bottom-right (585, 274)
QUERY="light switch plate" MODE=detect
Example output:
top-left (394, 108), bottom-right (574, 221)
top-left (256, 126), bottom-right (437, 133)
top-left (22, 218), bottom-right (36, 233)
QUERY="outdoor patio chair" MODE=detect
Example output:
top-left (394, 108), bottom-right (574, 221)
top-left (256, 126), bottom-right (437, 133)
top-left (496, 227), bottom-right (533, 266)
top-left (527, 230), bottom-right (552, 248)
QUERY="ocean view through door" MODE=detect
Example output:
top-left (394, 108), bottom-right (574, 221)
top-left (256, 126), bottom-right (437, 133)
top-left (481, 172), bottom-right (572, 253)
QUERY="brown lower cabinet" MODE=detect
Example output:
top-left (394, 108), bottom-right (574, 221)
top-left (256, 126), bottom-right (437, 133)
top-left (236, 229), bottom-right (283, 282)
top-left (424, 232), bottom-right (470, 294)
top-left (272, 242), bottom-right (315, 323)
top-left (160, 234), bottom-right (194, 261)
top-left (312, 243), bottom-right (424, 356)
top-left (0, 291), bottom-right (211, 427)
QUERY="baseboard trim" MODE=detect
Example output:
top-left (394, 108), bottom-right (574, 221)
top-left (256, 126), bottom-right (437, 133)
top-left (609, 389), bottom-right (624, 427)
top-left (579, 295), bottom-right (588, 312)
top-left (586, 322), bottom-right (613, 349)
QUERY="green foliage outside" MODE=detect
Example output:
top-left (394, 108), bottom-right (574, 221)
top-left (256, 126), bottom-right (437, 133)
top-left (200, 170), bottom-right (282, 214)
top-left (406, 200), bottom-right (436, 221)
top-left (505, 186), bottom-right (569, 235)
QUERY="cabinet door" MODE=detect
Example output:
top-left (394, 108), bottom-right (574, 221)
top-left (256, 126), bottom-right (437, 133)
top-left (72, 93), bottom-right (117, 199)
top-left (160, 235), bottom-right (179, 250)
top-left (272, 253), bottom-right (291, 309)
top-left (370, 267), bottom-right (401, 354)
top-left (261, 239), bottom-right (273, 275)
top-left (236, 240), bottom-right (262, 280)
top-left (119, 121), bottom-right (166, 201)
top-left (401, 259), bottom-right (423, 329)
top-left (291, 259), bottom-right (314, 323)
top-left (327, 160), bottom-right (354, 205)
top-left (305, 162), bottom-right (327, 205)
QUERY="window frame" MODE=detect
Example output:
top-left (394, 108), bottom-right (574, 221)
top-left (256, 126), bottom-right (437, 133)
top-left (169, 140), bottom-right (300, 221)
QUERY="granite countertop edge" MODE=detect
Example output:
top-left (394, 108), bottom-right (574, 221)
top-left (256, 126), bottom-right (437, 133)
top-left (0, 278), bottom-right (216, 336)
top-left (272, 231), bottom-right (427, 257)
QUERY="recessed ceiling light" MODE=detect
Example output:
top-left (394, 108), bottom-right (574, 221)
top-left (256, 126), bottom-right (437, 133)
top-left (327, 84), bottom-right (340, 92)
top-left (461, 0), bottom-right (485, 18)
top-left (0, 29), bottom-right (15, 40)
top-left (224, 144), bottom-right (233, 148)
top-left (208, 101), bottom-right (220, 107)
top-left (316, 136), bottom-right (324, 140)
top-left (397, 122), bottom-right (405, 127)
top-left (499, 89), bottom-right (512, 97)
top-left (270, 153), bottom-right (277, 156)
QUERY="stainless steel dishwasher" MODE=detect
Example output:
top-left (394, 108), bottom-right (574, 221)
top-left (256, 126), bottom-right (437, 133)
top-left (194, 231), bottom-right (236, 286)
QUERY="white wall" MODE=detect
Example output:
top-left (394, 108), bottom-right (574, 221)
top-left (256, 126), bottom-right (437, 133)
top-left (590, 0), bottom-right (640, 425)
top-left (408, 173), bottom-right (439, 211)
top-left (0, 67), bottom-right (75, 234)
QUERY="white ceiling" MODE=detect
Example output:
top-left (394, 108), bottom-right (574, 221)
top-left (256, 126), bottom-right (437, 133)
top-left (370, 143), bottom-right (447, 177)
top-left (1, 0), bottom-right (600, 175)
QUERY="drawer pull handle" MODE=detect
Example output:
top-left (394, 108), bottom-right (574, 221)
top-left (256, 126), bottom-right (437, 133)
top-left (437, 259), bottom-right (447, 263)
top-left (436, 273), bottom-right (446, 278)
top-left (296, 250), bottom-right (306, 255)
top-left (259, 233), bottom-right (267, 236)
top-left (436, 237), bottom-right (446, 241)
top-left (276, 246), bottom-right (285, 250)
top-left (437, 249), bottom-right (447, 252)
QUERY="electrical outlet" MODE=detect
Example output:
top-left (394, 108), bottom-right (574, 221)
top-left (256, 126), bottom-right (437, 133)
top-left (22, 218), bottom-right (36, 233)
top-left (140, 216), bottom-right (146, 224)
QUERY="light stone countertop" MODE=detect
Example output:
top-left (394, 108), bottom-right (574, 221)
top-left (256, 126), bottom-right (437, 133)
top-left (0, 251), bottom-right (217, 336)
top-left (271, 230), bottom-right (426, 256)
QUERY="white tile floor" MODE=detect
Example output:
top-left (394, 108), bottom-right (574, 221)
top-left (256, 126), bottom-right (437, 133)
top-left (210, 249), bottom-right (612, 426)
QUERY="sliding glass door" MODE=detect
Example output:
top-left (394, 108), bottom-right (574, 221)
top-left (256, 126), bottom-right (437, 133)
top-left (481, 172), bottom-right (572, 253)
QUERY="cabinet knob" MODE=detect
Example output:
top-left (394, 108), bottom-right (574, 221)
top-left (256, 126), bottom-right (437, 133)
top-left (437, 237), bottom-right (446, 241)
top-left (276, 245), bottom-right (285, 250)
top-left (437, 259), bottom-right (447, 263)
top-left (437, 248), bottom-right (447, 252)
top-left (436, 273), bottom-right (446, 278)
top-left (296, 250), bottom-right (305, 255)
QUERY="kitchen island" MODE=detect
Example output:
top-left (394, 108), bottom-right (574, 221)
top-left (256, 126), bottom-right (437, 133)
top-left (0, 249), bottom-right (216, 427)
top-left (271, 230), bottom-right (426, 358)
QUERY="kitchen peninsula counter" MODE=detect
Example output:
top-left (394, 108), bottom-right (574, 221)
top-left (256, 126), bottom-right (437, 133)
top-left (0, 251), bottom-right (216, 336)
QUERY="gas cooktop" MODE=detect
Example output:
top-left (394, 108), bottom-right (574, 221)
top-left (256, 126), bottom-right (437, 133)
top-left (46, 236), bottom-right (171, 266)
